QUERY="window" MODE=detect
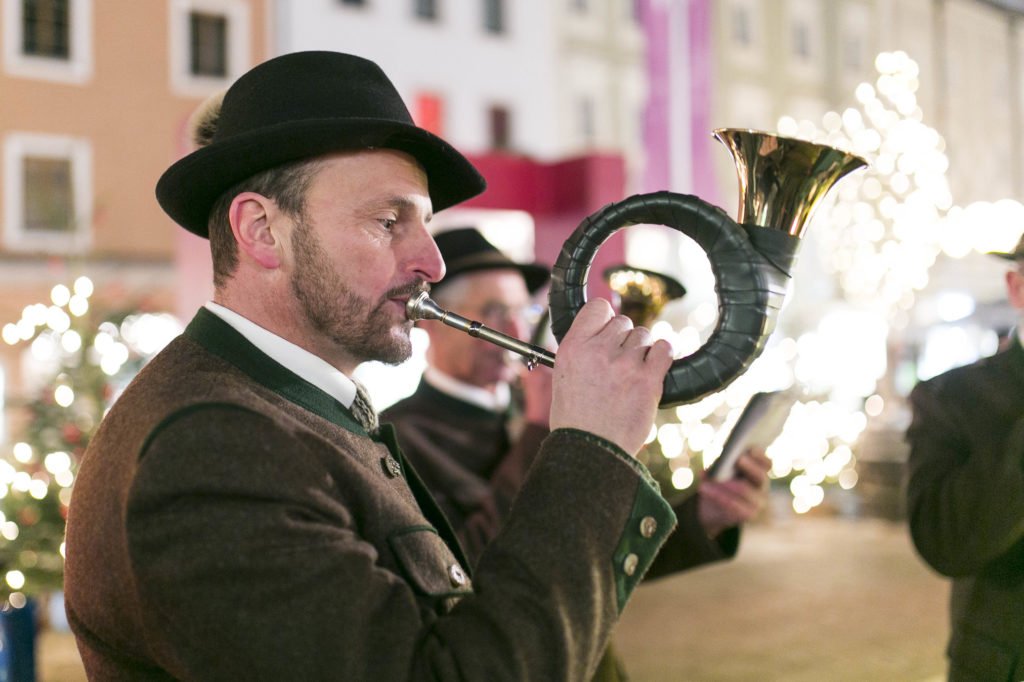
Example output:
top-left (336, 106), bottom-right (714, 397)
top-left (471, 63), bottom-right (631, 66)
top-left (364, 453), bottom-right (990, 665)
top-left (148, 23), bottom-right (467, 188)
top-left (629, 0), bottom-right (642, 23)
top-left (22, 0), bottom-right (69, 59)
top-left (842, 34), bottom-right (863, 72)
top-left (3, 0), bottom-right (91, 82)
top-left (488, 105), bottom-right (511, 151)
top-left (483, 0), bottom-right (504, 34)
top-left (415, 93), bottom-right (444, 136)
top-left (731, 4), bottom-right (751, 46)
top-left (414, 0), bottom-right (437, 20)
top-left (169, 0), bottom-right (250, 96)
top-left (578, 97), bottom-right (596, 147)
top-left (792, 20), bottom-right (811, 60)
top-left (3, 133), bottom-right (92, 253)
top-left (189, 12), bottom-right (227, 77)
top-left (23, 157), bottom-right (73, 233)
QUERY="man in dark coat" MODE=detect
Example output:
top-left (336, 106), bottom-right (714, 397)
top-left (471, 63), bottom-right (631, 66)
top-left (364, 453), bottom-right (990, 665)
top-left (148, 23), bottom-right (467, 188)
top-left (384, 228), bottom-right (770, 568)
top-left (905, 233), bottom-right (1024, 681)
top-left (63, 51), bottom-right (677, 681)
top-left (384, 228), bottom-right (772, 680)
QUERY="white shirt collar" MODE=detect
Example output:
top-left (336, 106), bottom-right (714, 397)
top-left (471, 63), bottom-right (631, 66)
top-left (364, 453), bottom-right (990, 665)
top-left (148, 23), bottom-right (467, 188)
top-left (204, 301), bottom-right (357, 409)
top-left (423, 367), bottom-right (510, 413)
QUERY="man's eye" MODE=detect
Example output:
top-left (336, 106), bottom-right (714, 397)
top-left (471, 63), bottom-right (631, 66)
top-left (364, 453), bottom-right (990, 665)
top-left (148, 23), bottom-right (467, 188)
top-left (378, 218), bottom-right (397, 230)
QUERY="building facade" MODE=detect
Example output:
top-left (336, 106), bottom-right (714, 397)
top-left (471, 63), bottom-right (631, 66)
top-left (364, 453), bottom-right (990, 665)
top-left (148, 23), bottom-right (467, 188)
top-left (0, 0), bottom-right (268, 426)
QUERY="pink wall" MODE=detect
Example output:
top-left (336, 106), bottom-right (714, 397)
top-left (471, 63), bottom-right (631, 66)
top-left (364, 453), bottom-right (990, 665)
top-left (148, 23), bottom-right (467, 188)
top-left (640, 0), bottom-right (717, 204)
top-left (463, 153), bottom-right (628, 302)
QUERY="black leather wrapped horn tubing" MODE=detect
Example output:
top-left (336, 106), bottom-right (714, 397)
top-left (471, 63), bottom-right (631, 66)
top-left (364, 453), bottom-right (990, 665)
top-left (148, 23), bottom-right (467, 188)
top-left (548, 191), bottom-right (800, 408)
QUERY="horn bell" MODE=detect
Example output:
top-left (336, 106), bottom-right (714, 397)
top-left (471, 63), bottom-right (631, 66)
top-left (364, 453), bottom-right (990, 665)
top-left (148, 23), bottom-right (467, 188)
top-left (713, 128), bottom-right (867, 238)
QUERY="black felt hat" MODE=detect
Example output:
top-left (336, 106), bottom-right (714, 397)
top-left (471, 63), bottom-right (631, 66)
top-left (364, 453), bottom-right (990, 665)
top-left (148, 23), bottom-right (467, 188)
top-left (433, 227), bottom-right (550, 294)
top-left (988, 233), bottom-right (1024, 262)
top-left (156, 51), bottom-right (486, 237)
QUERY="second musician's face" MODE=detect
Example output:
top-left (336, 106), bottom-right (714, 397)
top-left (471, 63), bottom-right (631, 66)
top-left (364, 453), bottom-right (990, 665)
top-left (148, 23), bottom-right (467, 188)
top-left (286, 149), bottom-right (444, 373)
top-left (427, 269), bottom-right (533, 391)
top-left (1008, 265), bottom-right (1024, 320)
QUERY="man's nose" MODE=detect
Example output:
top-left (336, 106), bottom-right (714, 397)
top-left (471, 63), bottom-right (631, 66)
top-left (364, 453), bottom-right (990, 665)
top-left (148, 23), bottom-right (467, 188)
top-left (409, 225), bottom-right (446, 284)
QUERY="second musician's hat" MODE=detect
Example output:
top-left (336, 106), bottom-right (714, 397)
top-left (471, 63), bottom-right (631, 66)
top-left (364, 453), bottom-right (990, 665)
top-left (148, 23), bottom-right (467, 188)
top-left (988, 232), bottom-right (1024, 262)
top-left (156, 51), bottom-right (486, 238)
top-left (433, 227), bottom-right (550, 294)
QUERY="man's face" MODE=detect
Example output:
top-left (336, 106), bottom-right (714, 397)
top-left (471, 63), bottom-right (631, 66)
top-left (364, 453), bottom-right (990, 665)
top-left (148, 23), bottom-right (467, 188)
top-left (284, 149), bottom-right (442, 372)
top-left (1008, 264), bottom-right (1024, 322)
top-left (427, 269), bottom-right (534, 390)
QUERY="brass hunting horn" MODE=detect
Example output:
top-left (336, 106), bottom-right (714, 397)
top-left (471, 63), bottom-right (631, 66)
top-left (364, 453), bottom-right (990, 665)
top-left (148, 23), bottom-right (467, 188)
top-left (408, 128), bottom-right (866, 408)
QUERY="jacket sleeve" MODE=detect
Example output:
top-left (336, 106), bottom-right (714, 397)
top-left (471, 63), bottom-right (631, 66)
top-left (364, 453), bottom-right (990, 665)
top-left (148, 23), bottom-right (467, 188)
top-left (125, 407), bottom-right (676, 682)
top-left (644, 494), bottom-right (739, 580)
top-left (905, 378), bottom-right (1024, 577)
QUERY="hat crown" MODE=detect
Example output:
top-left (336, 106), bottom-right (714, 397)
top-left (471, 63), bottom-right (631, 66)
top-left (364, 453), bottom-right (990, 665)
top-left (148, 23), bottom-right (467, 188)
top-left (156, 51), bottom-right (485, 237)
top-left (433, 227), bottom-right (551, 294)
top-left (214, 51), bottom-right (414, 143)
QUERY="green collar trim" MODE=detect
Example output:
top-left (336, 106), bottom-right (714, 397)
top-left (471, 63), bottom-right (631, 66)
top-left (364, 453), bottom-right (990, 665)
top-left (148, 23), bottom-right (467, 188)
top-left (184, 308), bottom-right (367, 436)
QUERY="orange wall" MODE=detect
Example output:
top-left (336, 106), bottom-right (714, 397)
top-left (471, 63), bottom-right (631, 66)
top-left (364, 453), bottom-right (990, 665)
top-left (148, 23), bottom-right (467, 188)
top-left (0, 0), bottom-right (268, 260)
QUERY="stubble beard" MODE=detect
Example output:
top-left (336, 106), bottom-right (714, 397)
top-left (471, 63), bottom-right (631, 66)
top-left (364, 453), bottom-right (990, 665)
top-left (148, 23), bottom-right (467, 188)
top-left (290, 218), bottom-right (419, 366)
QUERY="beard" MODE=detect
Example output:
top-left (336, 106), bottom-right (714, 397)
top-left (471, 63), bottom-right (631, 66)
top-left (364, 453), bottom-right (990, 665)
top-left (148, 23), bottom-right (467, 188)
top-left (289, 218), bottom-right (422, 366)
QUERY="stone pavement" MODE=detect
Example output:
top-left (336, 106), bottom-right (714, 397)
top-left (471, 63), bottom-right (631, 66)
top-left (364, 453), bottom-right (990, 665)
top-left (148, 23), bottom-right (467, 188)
top-left (38, 511), bottom-right (951, 681)
top-left (614, 511), bottom-right (949, 682)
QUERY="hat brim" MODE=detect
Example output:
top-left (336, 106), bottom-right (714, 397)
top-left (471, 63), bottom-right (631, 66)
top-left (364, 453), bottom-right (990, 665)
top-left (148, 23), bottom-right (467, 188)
top-left (602, 265), bottom-right (687, 300)
top-left (436, 260), bottom-right (550, 294)
top-left (156, 118), bottom-right (486, 237)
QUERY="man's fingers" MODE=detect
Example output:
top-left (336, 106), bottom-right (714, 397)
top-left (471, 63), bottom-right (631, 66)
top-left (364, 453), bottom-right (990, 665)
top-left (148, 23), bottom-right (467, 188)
top-left (644, 338), bottom-right (674, 372)
top-left (736, 449), bottom-right (772, 488)
top-left (620, 325), bottom-right (652, 350)
top-left (561, 299), bottom-right (616, 342)
top-left (701, 482), bottom-right (761, 520)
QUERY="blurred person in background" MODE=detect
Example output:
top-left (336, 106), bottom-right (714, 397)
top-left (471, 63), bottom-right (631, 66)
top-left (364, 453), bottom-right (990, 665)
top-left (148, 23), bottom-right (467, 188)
top-left (384, 227), bottom-right (772, 681)
top-left (63, 51), bottom-right (679, 681)
top-left (905, 232), bottom-right (1024, 681)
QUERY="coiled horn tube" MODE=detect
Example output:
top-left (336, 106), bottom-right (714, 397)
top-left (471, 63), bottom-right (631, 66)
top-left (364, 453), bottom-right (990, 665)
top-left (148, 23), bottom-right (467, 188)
top-left (548, 129), bottom-right (866, 408)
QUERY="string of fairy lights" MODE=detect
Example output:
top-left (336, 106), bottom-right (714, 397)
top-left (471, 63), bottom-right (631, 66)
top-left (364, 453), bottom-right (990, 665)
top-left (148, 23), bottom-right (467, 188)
top-left (643, 51), bottom-right (1022, 513)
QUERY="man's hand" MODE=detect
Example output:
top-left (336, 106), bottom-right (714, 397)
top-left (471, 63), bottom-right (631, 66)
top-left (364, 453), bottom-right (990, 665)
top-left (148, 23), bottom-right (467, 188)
top-left (549, 299), bottom-right (674, 456)
top-left (697, 448), bottom-right (772, 539)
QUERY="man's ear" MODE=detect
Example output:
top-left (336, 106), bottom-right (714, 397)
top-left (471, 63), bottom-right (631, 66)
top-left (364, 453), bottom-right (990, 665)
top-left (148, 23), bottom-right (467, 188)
top-left (229, 192), bottom-right (285, 270)
top-left (1007, 269), bottom-right (1024, 310)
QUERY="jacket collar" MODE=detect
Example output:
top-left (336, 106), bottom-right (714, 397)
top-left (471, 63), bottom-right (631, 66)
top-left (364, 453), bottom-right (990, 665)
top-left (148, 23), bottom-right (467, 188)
top-left (184, 308), bottom-right (369, 436)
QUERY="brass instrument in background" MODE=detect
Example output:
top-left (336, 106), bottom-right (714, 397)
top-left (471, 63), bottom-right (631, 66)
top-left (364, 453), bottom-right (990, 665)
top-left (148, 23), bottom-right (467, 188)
top-left (408, 128), bottom-right (866, 407)
top-left (603, 264), bottom-right (687, 328)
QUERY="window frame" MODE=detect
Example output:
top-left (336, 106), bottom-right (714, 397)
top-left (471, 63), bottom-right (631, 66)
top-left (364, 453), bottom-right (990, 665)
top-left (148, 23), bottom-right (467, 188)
top-left (3, 132), bottom-right (93, 253)
top-left (168, 0), bottom-right (250, 97)
top-left (483, 0), bottom-right (505, 35)
top-left (487, 104), bottom-right (512, 151)
top-left (2, 0), bottom-right (93, 84)
top-left (414, 0), bottom-right (437, 21)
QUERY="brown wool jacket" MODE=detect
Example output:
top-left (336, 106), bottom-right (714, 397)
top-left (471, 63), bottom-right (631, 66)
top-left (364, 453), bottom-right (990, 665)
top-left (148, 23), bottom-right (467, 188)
top-left (905, 341), bottom-right (1024, 681)
top-left (64, 309), bottom-right (677, 681)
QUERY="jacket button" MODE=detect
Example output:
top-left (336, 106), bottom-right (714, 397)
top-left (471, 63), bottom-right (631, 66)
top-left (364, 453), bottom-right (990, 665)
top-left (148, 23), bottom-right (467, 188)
top-left (381, 455), bottom-right (402, 478)
top-left (622, 553), bottom-right (639, 576)
top-left (448, 563), bottom-right (467, 587)
top-left (639, 516), bottom-right (658, 538)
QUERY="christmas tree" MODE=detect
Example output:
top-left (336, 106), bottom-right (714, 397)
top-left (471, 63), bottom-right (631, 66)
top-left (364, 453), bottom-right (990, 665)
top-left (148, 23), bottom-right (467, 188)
top-left (0, 278), bottom-right (180, 608)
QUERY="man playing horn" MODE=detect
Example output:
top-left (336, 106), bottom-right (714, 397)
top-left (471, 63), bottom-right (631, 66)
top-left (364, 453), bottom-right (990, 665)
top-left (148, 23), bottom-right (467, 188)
top-left (63, 51), bottom-right (676, 680)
